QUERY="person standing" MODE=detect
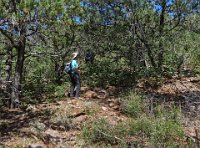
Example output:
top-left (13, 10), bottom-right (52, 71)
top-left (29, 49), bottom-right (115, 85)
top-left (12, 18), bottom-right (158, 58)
top-left (68, 52), bottom-right (81, 98)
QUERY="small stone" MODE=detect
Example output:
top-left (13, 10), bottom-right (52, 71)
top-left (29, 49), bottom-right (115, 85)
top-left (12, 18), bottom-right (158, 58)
top-left (72, 115), bottom-right (87, 125)
top-left (93, 87), bottom-right (101, 91)
top-left (102, 106), bottom-right (108, 111)
top-left (112, 99), bottom-right (119, 104)
top-left (197, 105), bottom-right (200, 111)
top-left (107, 99), bottom-right (112, 102)
top-left (185, 128), bottom-right (196, 137)
top-left (113, 105), bottom-right (119, 110)
top-left (81, 86), bottom-right (89, 92)
top-left (106, 86), bottom-right (116, 95)
top-left (84, 90), bottom-right (97, 98)
top-left (27, 144), bottom-right (45, 148)
top-left (70, 141), bottom-right (76, 145)
top-left (97, 90), bottom-right (108, 99)
top-left (196, 129), bottom-right (200, 139)
top-left (45, 129), bottom-right (60, 137)
top-left (26, 105), bottom-right (37, 112)
top-left (189, 105), bottom-right (196, 112)
top-left (70, 136), bottom-right (76, 141)
top-left (109, 102), bottom-right (115, 107)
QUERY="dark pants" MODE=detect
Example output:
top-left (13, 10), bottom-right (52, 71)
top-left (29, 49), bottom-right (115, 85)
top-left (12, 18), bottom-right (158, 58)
top-left (69, 73), bottom-right (80, 97)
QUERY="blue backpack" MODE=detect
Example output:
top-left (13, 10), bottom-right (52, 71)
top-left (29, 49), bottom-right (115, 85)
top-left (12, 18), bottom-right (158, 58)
top-left (65, 62), bottom-right (72, 74)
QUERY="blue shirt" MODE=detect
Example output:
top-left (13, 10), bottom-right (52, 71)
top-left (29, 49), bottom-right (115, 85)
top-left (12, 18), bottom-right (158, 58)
top-left (71, 59), bottom-right (79, 73)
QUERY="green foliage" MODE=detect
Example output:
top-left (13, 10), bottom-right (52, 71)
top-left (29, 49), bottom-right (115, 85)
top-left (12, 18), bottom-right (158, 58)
top-left (81, 118), bottom-right (115, 144)
top-left (50, 105), bottom-right (73, 130)
top-left (120, 92), bottom-right (144, 117)
top-left (50, 113), bottom-right (72, 131)
top-left (118, 91), bottom-right (185, 147)
top-left (81, 105), bottom-right (184, 147)
top-left (23, 81), bottom-right (68, 105)
top-left (25, 55), bottom-right (55, 83)
top-left (82, 57), bottom-right (117, 87)
top-left (0, 0), bottom-right (199, 107)
top-left (54, 82), bottom-right (69, 98)
top-left (151, 118), bottom-right (184, 147)
top-left (145, 106), bottom-right (184, 146)
top-left (83, 102), bottom-right (101, 116)
top-left (23, 53), bottom-right (69, 102)
top-left (82, 56), bottom-right (135, 88)
top-left (129, 116), bottom-right (153, 137)
top-left (128, 113), bottom-right (184, 147)
top-left (0, 0), bottom-right (199, 146)
top-left (154, 107), bottom-right (184, 142)
top-left (81, 118), bottom-right (127, 145)
top-left (139, 67), bottom-right (162, 79)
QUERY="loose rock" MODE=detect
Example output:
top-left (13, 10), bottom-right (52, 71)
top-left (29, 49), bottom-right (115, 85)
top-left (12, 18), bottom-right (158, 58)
top-left (27, 144), bottom-right (45, 148)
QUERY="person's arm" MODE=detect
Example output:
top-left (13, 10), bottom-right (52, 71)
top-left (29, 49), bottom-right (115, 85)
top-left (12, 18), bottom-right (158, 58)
top-left (73, 68), bottom-right (80, 72)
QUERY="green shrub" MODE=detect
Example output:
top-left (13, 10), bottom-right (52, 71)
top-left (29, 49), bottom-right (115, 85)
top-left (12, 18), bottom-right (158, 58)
top-left (120, 92), bottom-right (144, 117)
top-left (81, 118), bottom-right (127, 145)
top-left (54, 82), bottom-right (69, 98)
top-left (154, 105), bottom-right (182, 123)
top-left (151, 106), bottom-right (184, 147)
top-left (151, 118), bottom-right (184, 147)
top-left (50, 113), bottom-right (72, 130)
top-left (80, 91), bottom-right (185, 147)
top-left (82, 57), bottom-right (135, 88)
top-left (84, 102), bottom-right (101, 116)
top-left (129, 116), bottom-right (153, 137)
top-left (112, 122), bottom-right (129, 139)
top-left (81, 119), bottom-right (115, 144)
top-left (127, 107), bottom-right (184, 147)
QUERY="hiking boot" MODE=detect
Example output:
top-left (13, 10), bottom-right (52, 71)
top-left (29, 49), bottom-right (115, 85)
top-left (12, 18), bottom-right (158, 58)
top-left (70, 96), bottom-right (76, 99)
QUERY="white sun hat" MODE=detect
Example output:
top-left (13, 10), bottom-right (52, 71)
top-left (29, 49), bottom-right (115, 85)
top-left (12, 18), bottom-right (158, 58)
top-left (72, 51), bottom-right (79, 59)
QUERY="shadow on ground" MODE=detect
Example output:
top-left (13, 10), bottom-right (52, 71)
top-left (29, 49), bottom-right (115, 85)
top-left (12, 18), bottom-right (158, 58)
top-left (0, 106), bottom-right (54, 143)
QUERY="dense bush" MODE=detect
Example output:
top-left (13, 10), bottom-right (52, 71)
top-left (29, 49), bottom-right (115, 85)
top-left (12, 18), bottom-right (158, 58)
top-left (81, 56), bottom-right (136, 88)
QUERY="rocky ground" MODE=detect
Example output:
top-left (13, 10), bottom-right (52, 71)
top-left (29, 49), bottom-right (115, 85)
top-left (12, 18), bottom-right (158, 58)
top-left (0, 76), bottom-right (200, 147)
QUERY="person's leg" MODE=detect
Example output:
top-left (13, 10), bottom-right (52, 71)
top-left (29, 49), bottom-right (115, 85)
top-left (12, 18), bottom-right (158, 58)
top-left (75, 74), bottom-right (81, 98)
top-left (70, 75), bottom-right (75, 97)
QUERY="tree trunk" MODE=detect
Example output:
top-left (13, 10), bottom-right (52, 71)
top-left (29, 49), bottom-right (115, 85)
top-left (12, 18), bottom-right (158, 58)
top-left (55, 61), bottom-right (65, 84)
top-left (10, 34), bottom-right (26, 108)
top-left (5, 46), bottom-right (12, 83)
top-left (5, 44), bottom-right (13, 107)
top-left (157, 0), bottom-right (166, 72)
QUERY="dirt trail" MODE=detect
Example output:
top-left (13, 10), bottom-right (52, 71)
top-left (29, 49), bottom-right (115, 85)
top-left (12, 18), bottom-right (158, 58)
top-left (0, 89), bottom-right (126, 147)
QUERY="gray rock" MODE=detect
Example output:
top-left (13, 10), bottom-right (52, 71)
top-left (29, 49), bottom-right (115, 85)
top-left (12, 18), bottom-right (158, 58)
top-left (189, 105), bottom-right (196, 112)
top-left (72, 115), bottom-right (87, 125)
top-left (197, 105), bottom-right (200, 111)
top-left (27, 144), bottom-right (45, 148)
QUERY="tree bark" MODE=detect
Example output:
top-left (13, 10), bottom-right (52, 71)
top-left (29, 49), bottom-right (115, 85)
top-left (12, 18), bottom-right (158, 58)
top-left (5, 46), bottom-right (12, 83)
top-left (10, 30), bottom-right (26, 108)
top-left (157, 0), bottom-right (166, 71)
top-left (54, 60), bottom-right (65, 84)
top-left (5, 44), bottom-right (13, 107)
